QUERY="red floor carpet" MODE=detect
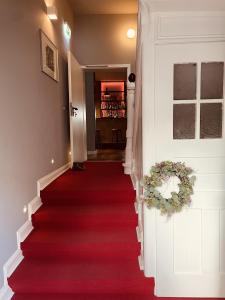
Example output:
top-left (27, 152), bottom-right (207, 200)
top-left (8, 162), bottom-right (154, 299)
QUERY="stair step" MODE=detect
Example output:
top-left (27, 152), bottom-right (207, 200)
top-left (12, 293), bottom-right (154, 300)
top-left (9, 260), bottom-right (154, 294)
top-left (21, 228), bottom-right (140, 260)
top-left (9, 163), bottom-right (153, 299)
top-left (41, 190), bottom-right (135, 206)
top-left (32, 204), bottom-right (137, 229)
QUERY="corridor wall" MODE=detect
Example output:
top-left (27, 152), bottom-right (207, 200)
top-left (0, 0), bottom-right (75, 290)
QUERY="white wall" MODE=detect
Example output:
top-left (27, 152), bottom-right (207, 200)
top-left (0, 0), bottom-right (75, 289)
top-left (140, 0), bottom-right (225, 297)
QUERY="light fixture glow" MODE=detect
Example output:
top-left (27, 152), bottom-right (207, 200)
top-left (23, 205), bottom-right (27, 214)
top-left (127, 28), bottom-right (136, 39)
top-left (63, 22), bottom-right (71, 39)
top-left (51, 158), bottom-right (55, 164)
top-left (47, 6), bottom-right (58, 20)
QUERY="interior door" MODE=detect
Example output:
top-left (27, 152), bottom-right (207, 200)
top-left (68, 51), bottom-right (87, 165)
top-left (155, 42), bottom-right (225, 297)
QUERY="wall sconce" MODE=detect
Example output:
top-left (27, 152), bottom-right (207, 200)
top-left (127, 28), bottom-right (136, 39)
top-left (63, 22), bottom-right (71, 39)
top-left (47, 6), bottom-right (58, 20)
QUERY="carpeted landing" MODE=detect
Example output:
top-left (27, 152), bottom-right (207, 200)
top-left (9, 162), bottom-right (154, 299)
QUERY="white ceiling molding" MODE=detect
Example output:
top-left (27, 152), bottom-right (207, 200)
top-left (142, 0), bottom-right (225, 12)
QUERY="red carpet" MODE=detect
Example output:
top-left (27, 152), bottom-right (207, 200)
top-left (8, 162), bottom-right (154, 299)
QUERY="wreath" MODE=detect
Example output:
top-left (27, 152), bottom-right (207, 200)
top-left (143, 161), bottom-right (196, 216)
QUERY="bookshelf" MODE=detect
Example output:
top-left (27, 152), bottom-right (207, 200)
top-left (100, 81), bottom-right (126, 118)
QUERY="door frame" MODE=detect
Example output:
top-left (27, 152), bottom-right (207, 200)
top-left (81, 63), bottom-right (132, 154)
top-left (81, 64), bottom-right (131, 76)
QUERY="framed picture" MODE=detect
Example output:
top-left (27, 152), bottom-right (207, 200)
top-left (40, 30), bottom-right (59, 81)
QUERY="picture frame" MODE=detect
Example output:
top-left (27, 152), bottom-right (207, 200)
top-left (40, 30), bottom-right (59, 81)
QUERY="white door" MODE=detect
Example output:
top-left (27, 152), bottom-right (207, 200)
top-left (155, 42), bottom-right (225, 297)
top-left (68, 51), bottom-right (87, 164)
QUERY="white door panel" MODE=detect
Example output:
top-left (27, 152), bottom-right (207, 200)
top-left (155, 43), bottom-right (225, 297)
top-left (68, 51), bottom-right (87, 164)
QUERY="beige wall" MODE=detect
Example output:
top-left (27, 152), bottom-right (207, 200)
top-left (74, 14), bottom-right (137, 72)
top-left (95, 70), bottom-right (127, 81)
top-left (0, 0), bottom-right (75, 289)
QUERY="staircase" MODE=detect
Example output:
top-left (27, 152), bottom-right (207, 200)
top-left (8, 162), bottom-right (153, 299)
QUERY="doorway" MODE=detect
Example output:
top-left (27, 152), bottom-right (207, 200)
top-left (84, 65), bottom-right (130, 161)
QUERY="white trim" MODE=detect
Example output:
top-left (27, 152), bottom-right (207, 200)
top-left (3, 250), bottom-right (23, 284)
top-left (123, 162), bottom-right (132, 175)
top-left (28, 196), bottom-right (42, 221)
top-left (37, 162), bottom-right (71, 196)
top-left (134, 201), bottom-right (138, 214)
top-left (0, 285), bottom-right (14, 300)
top-left (136, 226), bottom-right (142, 242)
top-left (81, 64), bottom-right (131, 79)
top-left (16, 221), bottom-right (33, 249)
top-left (138, 254), bottom-right (144, 271)
top-left (130, 173), bottom-right (136, 190)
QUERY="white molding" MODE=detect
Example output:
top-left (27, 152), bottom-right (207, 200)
top-left (28, 196), bottom-right (42, 221)
top-left (153, 12), bottom-right (225, 45)
top-left (37, 162), bottom-right (71, 196)
top-left (142, 1), bottom-right (225, 13)
top-left (134, 201), bottom-right (138, 214)
top-left (138, 254), bottom-right (144, 271)
top-left (130, 173), bottom-right (136, 190)
top-left (82, 64), bottom-right (131, 80)
top-left (0, 285), bottom-right (14, 300)
top-left (16, 220), bottom-right (33, 249)
top-left (123, 163), bottom-right (132, 175)
top-left (136, 226), bottom-right (142, 242)
top-left (3, 249), bottom-right (23, 284)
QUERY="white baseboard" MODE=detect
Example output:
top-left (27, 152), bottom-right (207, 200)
top-left (28, 196), bottom-right (42, 221)
top-left (138, 254), bottom-right (144, 271)
top-left (0, 285), bottom-right (14, 300)
top-left (16, 220), bottom-right (33, 249)
top-left (3, 249), bottom-right (23, 284)
top-left (136, 226), bottom-right (142, 243)
top-left (134, 201), bottom-right (138, 214)
top-left (37, 162), bottom-right (71, 196)
top-left (123, 162), bottom-right (132, 175)
top-left (1, 162), bottom-right (71, 299)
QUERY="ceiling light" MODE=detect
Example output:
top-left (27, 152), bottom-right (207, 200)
top-left (127, 28), bottom-right (136, 39)
top-left (47, 6), bottom-right (58, 20)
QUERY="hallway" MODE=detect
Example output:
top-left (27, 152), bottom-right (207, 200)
top-left (8, 162), bottom-right (153, 299)
top-left (88, 149), bottom-right (125, 161)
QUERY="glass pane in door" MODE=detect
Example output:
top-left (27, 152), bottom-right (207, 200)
top-left (174, 63), bottom-right (197, 100)
top-left (173, 104), bottom-right (196, 139)
top-left (200, 103), bottom-right (223, 138)
top-left (201, 62), bottom-right (224, 99)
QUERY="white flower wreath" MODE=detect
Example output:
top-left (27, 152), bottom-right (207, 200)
top-left (143, 161), bottom-right (196, 216)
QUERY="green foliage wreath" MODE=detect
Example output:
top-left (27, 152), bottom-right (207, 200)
top-left (143, 161), bottom-right (196, 216)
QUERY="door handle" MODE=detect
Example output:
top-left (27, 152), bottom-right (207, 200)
top-left (70, 104), bottom-right (78, 117)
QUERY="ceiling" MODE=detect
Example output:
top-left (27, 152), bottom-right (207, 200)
top-left (69, 0), bottom-right (138, 15)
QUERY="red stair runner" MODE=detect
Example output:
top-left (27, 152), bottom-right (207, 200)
top-left (8, 162), bottom-right (222, 299)
top-left (9, 162), bottom-right (154, 299)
